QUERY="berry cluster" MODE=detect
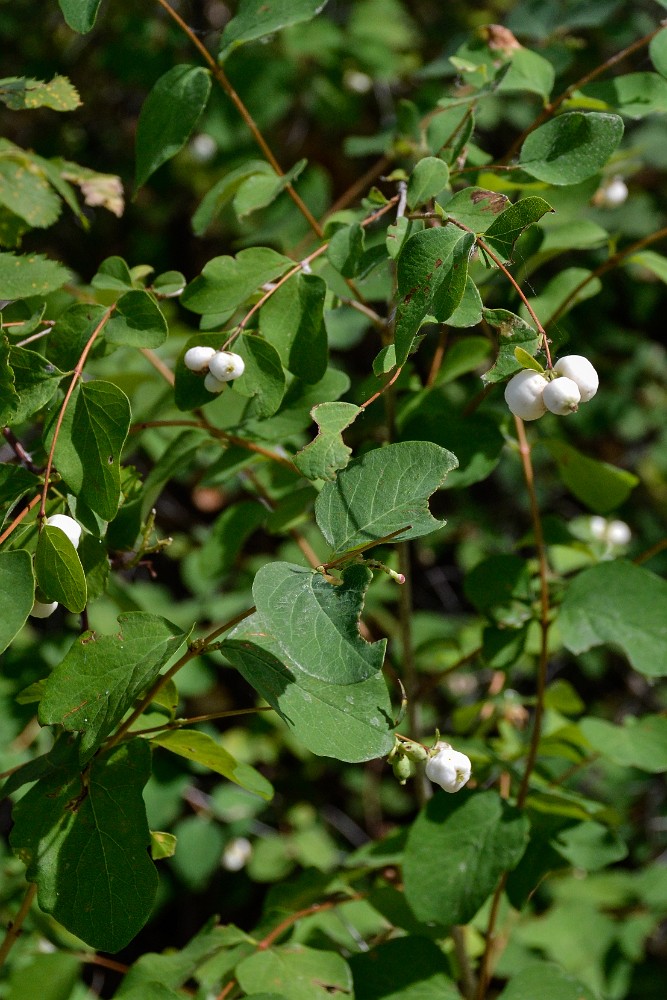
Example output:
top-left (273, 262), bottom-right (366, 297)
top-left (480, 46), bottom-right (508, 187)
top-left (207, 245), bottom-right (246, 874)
top-left (184, 346), bottom-right (245, 394)
top-left (30, 514), bottom-right (82, 618)
top-left (504, 355), bottom-right (598, 421)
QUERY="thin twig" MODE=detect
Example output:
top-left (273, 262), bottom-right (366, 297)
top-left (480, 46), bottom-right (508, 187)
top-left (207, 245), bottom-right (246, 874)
top-left (140, 347), bottom-right (175, 386)
top-left (130, 705), bottom-right (273, 737)
top-left (0, 491), bottom-right (42, 548)
top-left (0, 883), bottom-right (37, 969)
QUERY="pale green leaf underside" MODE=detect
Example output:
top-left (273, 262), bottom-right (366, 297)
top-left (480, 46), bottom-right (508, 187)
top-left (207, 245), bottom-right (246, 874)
top-left (219, 0), bottom-right (329, 62)
top-left (0, 549), bottom-right (34, 654)
top-left (151, 729), bottom-right (273, 800)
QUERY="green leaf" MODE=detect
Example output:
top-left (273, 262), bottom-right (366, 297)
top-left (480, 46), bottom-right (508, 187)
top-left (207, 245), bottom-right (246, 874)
top-left (447, 276), bottom-right (484, 327)
top-left (521, 267), bottom-right (601, 326)
top-left (152, 271), bottom-right (185, 297)
top-left (0, 252), bottom-right (70, 300)
top-left (315, 441), bottom-right (458, 556)
top-left (327, 222), bottom-right (365, 277)
top-left (626, 249), bottom-right (667, 283)
top-left (0, 74), bottom-right (80, 111)
top-left (443, 187), bottom-right (510, 232)
top-left (48, 380), bottom-right (131, 520)
top-left (105, 290), bottom-right (168, 347)
top-left (232, 333), bottom-right (286, 418)
top-left (554, 820), bottom-right (627, 871)
top-left (497, 963), bottom-right (596, 1000)
top-left (0, 464), bottom-right (40, 528)
top-left (10, 738), bottom-right (158, 952)
top-left (58, 0), bottom-right (105, 33)
top-left (252, 562), bottom-right (386, 684)
top-left (223, 613), bottom-right (395, 762)
top-left (192, 160), bottom-right (273, 235)
top-left (151, 730), bottom-right (273, 800)
top-left (39, 612), bottom-right (185, 760)
top-left (34, 524), bottom-right (87, 613)
top-left (3, 953), bottom-right (80, 1000)
top-left (481, 310), bottom-right (540, 384)
top-left (0, 156), bottom-right (62, 229)
top-left (234, 158), bottom-right (307, 219)
top-left (181, 247), bottom-right (293, 316)
top-left (578, 73), bottom-right (667, 118)
top-left (482, 196), bottom-right (554, 262)
top-left (135, 66), bottom-right (212, 188)
top-left (578, 714), bottom-right (667, 772)
top-left (349, 937), bottom-right (459, 1000)
top-left (559, 559), bottom-right (667, 677)
top-left (544, 439), bottom-right (638, 513)
top-left (497, 47), bottom-right (555, 100)
top-left (236, 944), bottom-right (352, 1000)
top-left (294, 402), bottom-right (361, 481)
top-left (45, 302), bottom-right (107, 371)
top-left (218, 0), bottom-right (329, 62)
top-left (407, 157), bottom-right (450, 210)
top-left (260, 272), bottom-right (328, 383)
top-left (91, 255), bottom-right (134, 291)
top-left (0, 550), bottom-right (34, 654)
top-left (394, 227), bottom-right (474, 365)
top-left (0, 336), bottom-right (19, 423)
top-left (187, 500), bottom-right (267, 586)
top-left (515, 346), bottom-right (544, 372)
top-left (403, 790), bottom-right (529, 928)
top-left (3, 345), bottom-right (63, 426)
top-left (519, 112), bottom-right (624, 185)
top-left (650, 27), bottom-right (667, 79)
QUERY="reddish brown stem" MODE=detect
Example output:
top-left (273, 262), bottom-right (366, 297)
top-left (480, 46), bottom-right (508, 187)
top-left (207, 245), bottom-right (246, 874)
top-left (0, 491), bottom-right (41, 548)
top-left (0, 884), bottom-right (37, 969)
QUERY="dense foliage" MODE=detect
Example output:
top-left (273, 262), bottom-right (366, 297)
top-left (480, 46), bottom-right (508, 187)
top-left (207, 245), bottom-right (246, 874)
top-left (1, 1), bottom-right (667, 998)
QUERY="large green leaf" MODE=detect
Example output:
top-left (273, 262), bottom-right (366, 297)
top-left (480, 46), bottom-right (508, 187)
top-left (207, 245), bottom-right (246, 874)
top-left (48, 379), bottom-right (131, 520)
top-left (394, 227), bottom-right (474, 366)
top-left (235, 944), bottom-right (352, 1000)
top-left (260, 273), bottom-right (328, 383)
top-left (39, 612), bottom-right (185, 761)
top-left (223, 613), bottom-right (395, 761)
top-left (105, 290), bottom-right (168, 348)
top-left (181, 247), bottom-right (293, 316)
top-left (349, 937), bottom-right (459, 1000)
top-left (519, 112), bottom-right (624, 185)
top-left (0, 549), bottom-right (34, 654)
top-left (315, 441), bottom-right (457, 556)
top-left (34, 524), bottom-right (87, 613)
top-left (0, 252), bottom-right (70, 300)
top-left (10, 738), bottom-right (158, 953)
top-left (403, 790), bottom-right (529, 928)
top-left (544, 440), bottom-right (638, 513)
top-left (252, 562), bottom-right (386, 684)
top-left (231, 333), bottom-right (286, 418)
top-left (497, 963), bottom-right (596, 1000)
top-left (559, 560), bottom-right (667, 677)
top-left (482, 196), bottom-right (553, 262)
top-left (58, 0), bottom-right (105, 33)
top-left (151, 730), bottom-right (273, 800)
top-left (294, 402), bottom-right (361, 482)
top-left (135, 66), bottom-right (212, 188)
top-left (219, 0), bottom-right (329, 62)
top-left (578, 72), bottom-right (667, 118)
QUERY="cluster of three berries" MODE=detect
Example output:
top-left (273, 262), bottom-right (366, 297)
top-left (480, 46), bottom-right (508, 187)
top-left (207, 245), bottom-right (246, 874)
top-left (505, 355), bottom-right (598, 421)
top-left (184, 346), bottom-right (245, 393)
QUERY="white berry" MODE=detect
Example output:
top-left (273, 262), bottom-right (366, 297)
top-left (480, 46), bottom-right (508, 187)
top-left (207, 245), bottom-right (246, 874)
top-left (543, 376), bottom-right (581, 415)
top-left (204, 371), bottom-right (227, 394)
top-left (589, 515), bottom-right (608, 540)
top-left (46, 513), bottom-right (82, 549)
top-left (504, 369), bottom-right (548, 420)
top-left (600, 177), bottom-right (628, 207)
top-left (208, 351), bottom-right (245, 382)
top-left (30, 600), bottom-right (59, 618)
top-left (553, 355), bottom-right (598, 402)
top-left (606, 520), bottom-right (632, 546)
top-left (425, 742), bottom-right (472, 793)
top-left (184, 345), bottom-right (216, 372)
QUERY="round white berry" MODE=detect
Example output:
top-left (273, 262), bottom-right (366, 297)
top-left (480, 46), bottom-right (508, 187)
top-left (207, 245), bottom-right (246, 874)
top-left (543, 376), bottom-right (581, 415)
top-left (606, 520), bottom-right (631, 546)
top-left (504, 369), bottom-right (548, 420)
top-left (184, 346), bottom-right (216, 372)
top-left (601, 177), bottom-right (628, 207)
top-left (589, 515), bottom-right (608, 540)
top-left (204, 371), bottom-right (227, 394)
top-left (553, 355), bottom-right (598, 402)
top-left (30, 600), bottom-right (59, 618)
top-left (222, 836), bottom-right (252, 872)
top-left (46, 513), bottom-right (82, 549)
top-left (208, 351), bottom-right (245, 382)
top-left (425, 742), bottom-right (472, 794)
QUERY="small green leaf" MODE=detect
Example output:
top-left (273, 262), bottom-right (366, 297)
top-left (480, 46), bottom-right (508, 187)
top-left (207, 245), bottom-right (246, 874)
top-left (0, 549), bottom-right (34, 654)
top-left (234, 158), bottom-right (307, 219)
top-left (481, 309), bottom-right (540, 384)
top-left (403, 790), bottom-right (529, 928)
top-left (327, 221), bottom-right (365, 277)
top-left (151, 730), bottom-right (273, 800)
top-left (482, 196), bottom-right (554, 262)
top-left (0, 74), bottom-right (81, 111)
top-left (219, 0), bottom-right (329, 62)
top-left (192, 160), bottom-right (272, 235)
top-left (294, 402), bottom-right (361, 481)
top-left (544, 439), bottom-right (638, 513)
top-left (519, 112), bottom-right (624, 185)
top-left (315, 441), bottom-right (458, 556)
top-left (58, 0), bottom-right (105, 33)
top-left (10, 738), bottom-right (158, 952)
top-left (252, 562), bottom-right (386, 684)
top-left (349, 937), bottom-right (459, 1000)
top-left (135, 66), bottom-right (212, 188)
top-left (0, 156), bottom-right (62, 229)
top-left (443, 187), bottom-right (509, 232)
top-left (446, 276), bottom-right (483, 327)
top-left (152, 271), bottom-right (186, 297)
top-left (407, 157), bottom-right (450, 210)
top-left (498, 47), bottom-right (555, 100)
top-left (4, 345), bottom-right (64, 426)
top-left (0, 252), bottom-right (70, 300)
top-left (650, 27), bottom-right (667, 79)
top-left (626, 249), bottom-right (667, 283)
top-left (554, 821), bottom-right (627, 871)
top-left (150, 831), bottom-right (177, 861)
top-left (515, 346), bottom-right (544, 372)
top-left (35, 524), bottom-right (87, 613)
top-left (181, 247), bottom-right (293, 316)
top-left (224, 612), bottom-right (395, 762)
top-left (39, 612), bottom-right (185, 761)
top-left (105, 290), bottom-right (168, 348)
top-left (46, 302), bottom-right (107, 371)
top-left (497, 963), bottom-right (596, 1000)
top-left (260, 272), bottom-right (328, 383)
top-left (521, 267), bottom-right (601, 326)
top-left (560, 560), bottom-right (667, 677)
top-left (236, 944), bottom-right (352, 1000)
top-left (232, 333), bottom-right (286, 418)
top-left (578, 72), bottom-right (667, 118)
top-left (579, 714), bottom-right (667, 772)
top-left (91, 255), bottom-right (134, 291)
